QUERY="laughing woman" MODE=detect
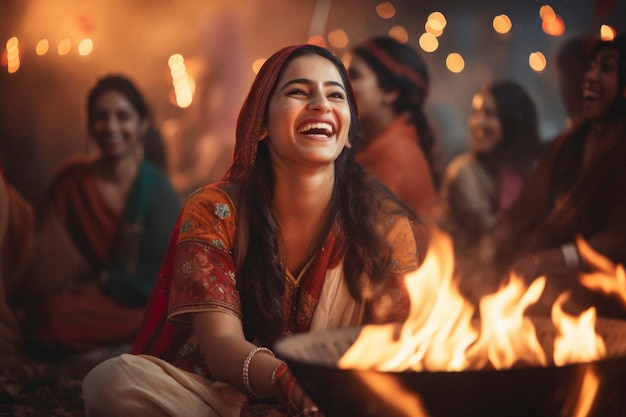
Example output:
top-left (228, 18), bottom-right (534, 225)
top-left (25, 75), bottom-right (181, 358)
top-left (83, 44), bottom-right (425, 417)
top-left (488, 33), bottom-right (626, 317)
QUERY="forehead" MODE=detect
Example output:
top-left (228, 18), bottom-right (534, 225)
top-left (594, 47), bottom-right (620, 63)
top-left (278, 53), bottom-right (345, 86)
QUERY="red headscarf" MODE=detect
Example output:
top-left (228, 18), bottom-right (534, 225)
top-left (222, 45), bottom-right (305, 184)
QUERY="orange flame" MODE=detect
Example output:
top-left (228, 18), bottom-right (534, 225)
top-left (577, 235), bottom-right (626, 306)
top-left (339, 228), bottom-right (608, 372)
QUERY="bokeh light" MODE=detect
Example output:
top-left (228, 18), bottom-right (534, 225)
top-left (428, 11), bottom-right (447, 29)
top-left (35, 39), bottom-right (49, 55)
top-left (529, 51), bottom-right (547, 72)
top-left (57, 39), bottom-right (72, 55)
top-left (539, 5), bottom-right (556, 21)
top-left (542, 14), bottom-right (565, 36)
top-left (307, 35), bottom-right (326, 47)
top-left (493, 14), bottom-right (512, 34)
top-left (425, 20), bottom-right (444, 37)
top-left (600, 25), bottom-right (617, 41)
top-left (418, 32), bottom-right (438, 52)
top-left (376, 2), bottom-right (396, 19)
top-left (389, 26), bottom-right (409, 43)
top-left (78, 38), bottom-right (93, 56)
top-left (252, 58), bottom-right (266, 75)
top-left (328, 29), bottom-right (349, 49)
top-left (6, 36), bottom-right (20, 73)
top-left (446, 53), bottom-right (465, 73)
top-left (168, 53), bottom-right (194, 108)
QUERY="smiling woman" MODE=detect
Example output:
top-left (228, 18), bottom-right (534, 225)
top-left (22, 75), bottom-right (181, 359)
top-left (82, 44), bottom-right (427, 417)
top-left (486, 32), bottom-right (626, 318)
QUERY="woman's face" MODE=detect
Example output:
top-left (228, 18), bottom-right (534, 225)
top-left (89, 90), bottom-right (146, 159)
top-left (582, 47), bottom-right (621, 121)
top-left (264, 54), bottom-right (351, 170)
top-left (468, 91), bottom-right (502, 154)
top-left (347, 54), bottom-right (392, 123)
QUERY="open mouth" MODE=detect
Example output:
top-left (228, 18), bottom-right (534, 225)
top-left (298, 122), bottom-right (334, 138)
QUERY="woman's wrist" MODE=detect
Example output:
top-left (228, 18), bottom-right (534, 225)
top-left (561, 243), bottom-right (581, 268)
top-left (242, 347), bottom-right (275, 398)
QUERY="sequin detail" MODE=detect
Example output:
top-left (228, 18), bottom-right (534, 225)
top-left (214, 203), bottom-right (230, 220)
top-left (181, 220), bottom-right (193, 234)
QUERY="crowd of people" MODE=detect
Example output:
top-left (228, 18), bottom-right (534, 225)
top-left (0, 28), bottom-right (624, 417)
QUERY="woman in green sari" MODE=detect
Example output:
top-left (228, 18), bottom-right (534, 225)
top-left (24, 75), bottom-right (181, 358)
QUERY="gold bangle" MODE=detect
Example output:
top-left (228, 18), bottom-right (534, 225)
top-left (242, 347), bottom-right (275, 398)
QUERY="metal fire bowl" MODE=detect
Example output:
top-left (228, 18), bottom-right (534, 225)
top-left (274, 318), bottom-right (626, 417)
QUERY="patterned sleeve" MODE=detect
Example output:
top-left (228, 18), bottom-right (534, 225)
top-left (167, 185), bottom-right (242, 324)
top-left (366, 213), bottom-right (420, 324)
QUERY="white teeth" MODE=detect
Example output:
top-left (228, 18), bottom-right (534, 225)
top-left (298, 122), bottom-right (333, 135)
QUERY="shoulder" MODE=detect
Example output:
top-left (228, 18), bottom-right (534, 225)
top-left (52, 155), bottom-right (94, 183)
top-left (178, 183), bottom-right (238, 245)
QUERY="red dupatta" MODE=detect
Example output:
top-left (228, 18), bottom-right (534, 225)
top-left (131, 213), bottom-right (186, 359)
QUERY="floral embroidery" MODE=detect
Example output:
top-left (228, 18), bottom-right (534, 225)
top-left (214, 203), bottom-right (230, 220)
top-left (211, 239), bottom-right (226, 251)
top-left (180, 220), bottom-right (193, 234)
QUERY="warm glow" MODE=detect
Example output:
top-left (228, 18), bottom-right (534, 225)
top-left (529, 51), bottom-right (547, 72)
top-left (339, 228), bottom-right (608, 373)
top-left (388, 26), bottom-right (409, 44)
top-left (6, 37), bottom-right (18, 51)
top-left (252, 58), bottom-right (266, 75)
top-left (425, 20), bottom-right (444, 37)
top-left (539, 5), bottom-right (556, 22)
top-left (168, 53), bottom-right (194, 108)
top-left (542, 14), bottom-right (565, 36)
top-left (376, 2), bottom-right (396, 19)
top-left (418, 32), bottom-right (438, 53)
top-left (6, 37), bottom-right (20, 74)
top-left (600, 25), bottom-right (617, 41)
top-left (578, 235), bottom-right (626, 307)
top-left (307, 35), bottom-right (326, 48)
top-left (552, 293), bottom-right (605, 366)
top-left (35, 39), bottom-right (49, 55)
top-left (328, 29), bottom-right (349, 49)
top-left (57, 39), bottom-right (72, 55)
top-left (78, 38), bottom-right (93, 56)
top-left (446, 53), bottom-right (465, 73)
top-left (493, 14), bottom-right (512, 34)
top-left (428, 11), bottom-right (447, 29)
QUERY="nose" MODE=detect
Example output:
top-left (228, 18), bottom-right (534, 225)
top-left (308, 92), bottom-right (331, 113)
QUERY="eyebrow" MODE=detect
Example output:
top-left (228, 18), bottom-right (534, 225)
top-left (278, 78), bottom-right (346, 92)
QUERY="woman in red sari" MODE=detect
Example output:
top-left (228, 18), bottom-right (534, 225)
top-left (83, 44), bottom-right (425, 417)
top-left (347, 36), bottom-right (440, 220)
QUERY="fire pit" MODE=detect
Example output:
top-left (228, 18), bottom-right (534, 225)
top-left (274, 318), bottom-right (626, 417)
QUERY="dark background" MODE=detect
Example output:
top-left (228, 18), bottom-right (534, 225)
top-left (2, 0), bottom-right (625, 203)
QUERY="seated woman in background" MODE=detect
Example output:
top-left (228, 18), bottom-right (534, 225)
top-left (24, 75), bottom-right (181, 358)
top-left (83, 44), bottom-right (425, 417)
top-left (487, 33), bottom-right (626, 317)
top-left (436, 80), bottom-right (542, 258)
top-left (347, 36), bottom-right (440, 222)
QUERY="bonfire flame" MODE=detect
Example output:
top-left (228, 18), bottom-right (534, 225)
top-left (339, 229), bottom-right (610, 372)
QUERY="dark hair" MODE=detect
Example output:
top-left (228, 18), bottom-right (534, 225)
top-left (555, 36), bottom-right (594, 120)
top-left (87, 74), bottom-right (150, 127)
top-left (483, 80), bottom-right (542, 178)
top-left (591, 32), bottom-right (626, 119)
top-left (230, 45), bottom-right (416, 343)
top-left (352, 36), bottom-right (440, 184)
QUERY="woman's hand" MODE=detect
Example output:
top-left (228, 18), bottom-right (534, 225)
top-left (273, 362), bottom-right (324, 416)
